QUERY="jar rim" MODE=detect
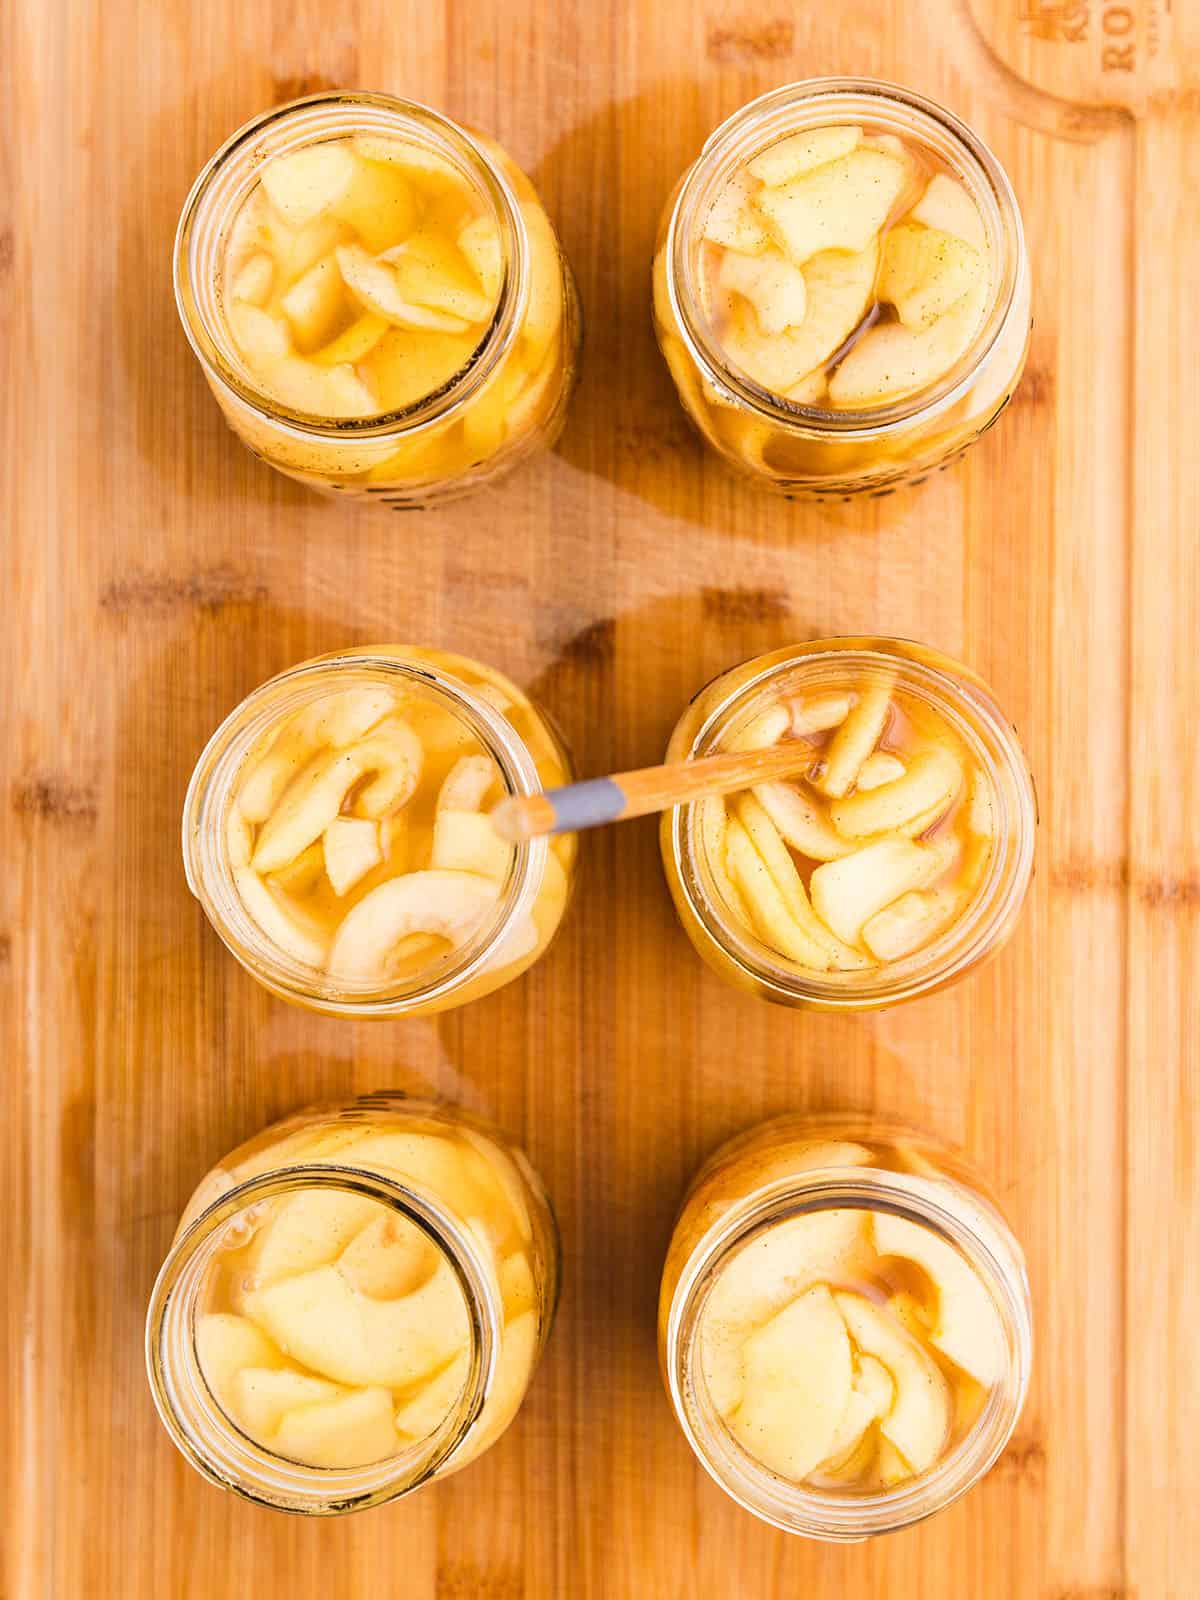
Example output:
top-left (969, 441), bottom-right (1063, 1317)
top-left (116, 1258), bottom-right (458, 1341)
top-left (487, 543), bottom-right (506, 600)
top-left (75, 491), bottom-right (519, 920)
top-left (663, 1153), bottom-right (1033, 1539)
top-left (666, 637), bottom-right (1037, 1009)
top-left (182, 648), bottom-right (551, 1016)
top-left (173, 91), bottom-right (529, 438)
top-left (145, 1163), bottom-right (500, 1514)
top-left (665, 77), bottom-right (1027, 436)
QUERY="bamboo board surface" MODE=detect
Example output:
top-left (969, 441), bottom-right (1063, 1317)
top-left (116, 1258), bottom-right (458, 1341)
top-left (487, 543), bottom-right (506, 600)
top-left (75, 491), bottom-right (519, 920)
top-left (2, 0), bottom-right (1197, 1595)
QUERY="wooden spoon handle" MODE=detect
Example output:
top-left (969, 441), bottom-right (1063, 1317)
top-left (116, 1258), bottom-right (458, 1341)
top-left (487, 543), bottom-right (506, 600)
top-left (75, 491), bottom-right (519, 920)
top-left (489, 741), bottom-right (812, 841)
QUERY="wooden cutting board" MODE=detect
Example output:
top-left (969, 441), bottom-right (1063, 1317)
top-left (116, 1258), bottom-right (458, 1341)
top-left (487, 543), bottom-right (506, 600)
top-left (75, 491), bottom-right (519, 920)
top-left (2, 0), bottom-right (1196, 1594)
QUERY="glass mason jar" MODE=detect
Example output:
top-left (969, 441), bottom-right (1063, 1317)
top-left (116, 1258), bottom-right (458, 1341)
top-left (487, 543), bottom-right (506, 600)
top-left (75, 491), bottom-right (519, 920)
top-left (183, 645), bottom-right (577, 1016)
top-left (661, 638), bottom-right (1036, 1009)
top-left (652, 79), bottom-right (1031, 498)
top-left (175, 92), bottom-right (580, 506)
top-left (658, 1115), bottom-right (1032, 1540)
top-left (146, 1094), bottom-right (559, 1514)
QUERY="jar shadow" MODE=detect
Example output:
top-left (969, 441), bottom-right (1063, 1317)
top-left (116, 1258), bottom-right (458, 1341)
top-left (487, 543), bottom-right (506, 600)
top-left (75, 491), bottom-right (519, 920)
top-left (111, 64), bottom-right (337, 511)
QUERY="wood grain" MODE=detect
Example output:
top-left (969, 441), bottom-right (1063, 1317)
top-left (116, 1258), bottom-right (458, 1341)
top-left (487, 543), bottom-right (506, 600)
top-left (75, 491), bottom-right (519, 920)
top-left (2, 0), bottom-right (1196, 1596)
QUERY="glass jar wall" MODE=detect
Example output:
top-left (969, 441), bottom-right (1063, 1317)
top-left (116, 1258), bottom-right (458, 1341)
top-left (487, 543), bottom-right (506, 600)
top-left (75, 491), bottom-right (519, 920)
top-left (658, 1115), bottom-right (1032, 1539)
top-left (184, 646), bottom-right (577, 1016)
top-left (660, 638), bottom-right (1036, 1009)
top-left (176, 93), bottom-right (580, 506)
top-left (146, 1095), bottom-right (559, 1514)
top-left (653, 79), bottom-right (1030, 497)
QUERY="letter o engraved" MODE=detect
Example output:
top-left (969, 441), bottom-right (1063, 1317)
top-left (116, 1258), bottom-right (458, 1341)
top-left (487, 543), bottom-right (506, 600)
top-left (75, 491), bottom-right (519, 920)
top-left (1102, 6), bottom-right (1134, 34)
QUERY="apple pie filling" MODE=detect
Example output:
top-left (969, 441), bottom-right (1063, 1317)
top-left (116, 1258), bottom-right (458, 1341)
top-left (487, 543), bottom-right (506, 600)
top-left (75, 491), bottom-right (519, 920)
top-left (701, 673), bottom-right (994, 975)
top-left (193, 1121), bottom-right (542, 1471)
top-left (699, 1201), bottom-right (1003, 1490)
top-left (696, 122), bottom-right (993, 410)
top-left (202, 646), bottom-right (579, 998)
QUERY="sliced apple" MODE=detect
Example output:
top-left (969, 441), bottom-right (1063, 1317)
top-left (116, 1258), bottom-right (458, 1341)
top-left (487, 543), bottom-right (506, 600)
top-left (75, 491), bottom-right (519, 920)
top-left (346, 717), bottom-right (425, 818)
top-left (251, 750), bottom-right (362, 873)
top-left (232, 252), bottom-right (273, 305)
top-left (967, 768), bottom-right (995, 838)
top-left (746, 125), bottom-right (862, 188)
top-left (337, 1211), bottom-right (441, 1299)
top-left (458, 215), bottom-right (504, 301)
top-left (323, 816), bottom-right (382, 896)
top-left (751, 780), bottom-right (854, 862)
top-left (261, 143), bottom-right (357, 229)
top-left (856, 751), bottom-right (906, 791)
top-left (796, 242), bottom-right (880, 364)
top-left (459, 350), bottom-right (528, 456)
top-left (810, 837), bottom-right (945, 948)
top-left (226, 805), bottom-right (254, 868)
top-left (725, 703), bottom-right (790, 753)
top-left (828, 276), bottom-right (989, 408)
top-left (350, 134), bottom-right (459, 181)
top-left (481, 336), bottom-right (559, 448)
top-left (719, 247), bottom-right (807, 336)
top-left (384, 230), bottom-right (494, 324)
top-left (394, 1352), bottom-right (470, 1441)
top-left (196, 1312), bottom-right (286, 1403)
top-left (911, 173), bottom-right (986, 252)
top-left (873, 1213), bottom-right (1007, 1385)
top-left (786, 369), bottom-right (828, 405)
top-left (704, 168), bottom-right (770, 254)
top-left (789, 691), bottom-right (852, 738)
top-left (229, 301), bottom-right (292, 362)
top-left (292, 686), bottom-right (397, 748)
top-left (437, 754), bottom-right (499, 812)
top-left (337, 1131), bottom-right (493, 1216)
top-left (830, 744), bottom-right (962, 838)
top-left (232, 1366), bottom-right (346, 1438)
top-left (233, 867), bottom-right (329, 969)
top-left (245, 1190), bottom-right (380, 1287)
top-left (313, 312), bottom-right (389, 366)
top-left (721, 827), bottom-right (840, 968)
top-left (720, 242), bottom-right (878, 395)
top-left (726, 806), bottom-right (870, 971)
top-left (456, 1129), bottom-right (536, 1248)
top-left (244, 1255), bottom-right (469, 1389)
top-left (270, 212), bottom-right (348, 287)
top-left (362, 324), bottom-right (481, 412)
top-left (529, 848), bottom-right (569, 947)
top-left (877, 1436), bottom-right (914, 1487)
top-left (336, 242), bottom-right (472, 333)
top-left (862, 886), bottom-right (963, 961)
top-left (432, 810), bottom-right (512, 883)
top-left (880, 221), bottom-right (985, 331)
top-left (818, 1352), bottom-right (894, 1469)
top-left (392, 696), bottom-right (476, 759)
top-left (329, 150), bottom-right (420, 254)
top-left (464, 1308), bottom-right (539, 1457)
top-left (834, 1290), bottom-right (952, 1473)
top-left (699, 796), bottom-right (751, 926)
top-left (755, 149), bottom-right (905, 266)
top-left (519, 200), bottom-right (565, 366)
top-left (280, 254), bottom-right (348, 351)
top-left (887, 1288), bottom-right (933, 1343)
top-left (272, 1385), bottom-right (398, 1468)
top-left (326, 869), bottom-right (498, 981)
top-left (268, 838), bottom-right (325, 895)
top-left (728, 1285), bottom-right (854, 1480)
top-left (260, 354), bottom-right (378, 417)
top-left (732, 792), bottom-right (834, 933)
top-left (703, 1208), bottom-right (875, 1340)
top-left (499, 1251), bottom-right (537, 1318)
top-left (815, 684), bottom-right (893, 798)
